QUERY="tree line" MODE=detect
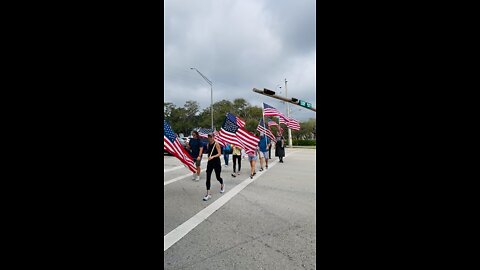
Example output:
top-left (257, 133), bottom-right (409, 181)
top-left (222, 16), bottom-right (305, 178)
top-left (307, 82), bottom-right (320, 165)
top-left (164, 98), bottom-right (315, 140)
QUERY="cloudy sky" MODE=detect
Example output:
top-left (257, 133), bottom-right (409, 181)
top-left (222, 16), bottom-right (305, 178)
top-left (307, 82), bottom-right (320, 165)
top-left (164, 0), bottom-right (316, 121)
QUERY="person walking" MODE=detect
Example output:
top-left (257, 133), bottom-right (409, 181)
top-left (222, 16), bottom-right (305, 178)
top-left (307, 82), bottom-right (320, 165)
top-left (241, 148), bottom-right (246, 161)
top-left (203, 133), bottom-right (225, 201)
top-left (186, 130), bottom-right (204, 181)
top-left (223, 143), bottom-right (231, 167)
top-left (268, 141), bottom-right (272, 159)
top-left (275, 135), bottom-right (285, 163)
top-left (258, 134), bottom-right (270, 171)
top-left (231, 144), bottom-right (242, 177)
top-left (248, 146), bottom-right (260, 179)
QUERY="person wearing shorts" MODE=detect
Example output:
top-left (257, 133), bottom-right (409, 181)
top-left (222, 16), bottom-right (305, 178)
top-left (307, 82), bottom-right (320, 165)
top-left (248, 146), bottom-right (259, 179)
top-left (258, 134), bottom-right (270, 171)
top-left (187, 131), bottom-right (204, 181)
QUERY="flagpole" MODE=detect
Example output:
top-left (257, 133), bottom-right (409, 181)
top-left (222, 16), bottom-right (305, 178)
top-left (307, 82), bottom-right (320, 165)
top-left (262, 106), bottom-right (268, 151)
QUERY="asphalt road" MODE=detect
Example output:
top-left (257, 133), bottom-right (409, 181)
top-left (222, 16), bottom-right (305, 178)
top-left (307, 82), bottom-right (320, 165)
top-left (164, 148), bottom-right (316, 269)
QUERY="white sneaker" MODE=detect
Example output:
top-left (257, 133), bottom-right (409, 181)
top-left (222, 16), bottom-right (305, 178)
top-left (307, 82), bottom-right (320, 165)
top-left (220, 185), bottom-right (225, 193)
top-left (192, 173), bottom-right (196, 180)
top-left (203, 194), bottom-right (211, 201)
top-left (195, 176), bottom-right (200, 181)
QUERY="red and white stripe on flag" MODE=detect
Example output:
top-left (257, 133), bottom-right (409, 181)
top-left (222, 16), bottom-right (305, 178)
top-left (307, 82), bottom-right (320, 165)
top-left (236, 117), bottom-right (246, 128)
top-left (257, 122), bottom-right (276, 143)
top-left (263, 103), bottom-right (286, 118)
top-left (278, 115), bottom-right (300, 131)
top-left (287, 118), bottom-right (301, 130)
top-left (163, 137), bottom-right (197, 173)
top-left (217, 127), bottom-right (259, 156)
top-left (213, 130), bottom-right (226, 146)
top-left (267, 120), bottom-right (278, 127)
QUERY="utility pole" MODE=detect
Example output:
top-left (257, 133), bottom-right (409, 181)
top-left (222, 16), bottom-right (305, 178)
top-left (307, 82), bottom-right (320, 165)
top-left (285, 79), bottom-right (293, 148)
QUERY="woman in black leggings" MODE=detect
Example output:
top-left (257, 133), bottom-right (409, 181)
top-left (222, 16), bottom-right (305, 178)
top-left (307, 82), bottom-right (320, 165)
top-left (204, 133), bottom-right (224, 201)
top-left (231, 144), bottom-right (242, 177)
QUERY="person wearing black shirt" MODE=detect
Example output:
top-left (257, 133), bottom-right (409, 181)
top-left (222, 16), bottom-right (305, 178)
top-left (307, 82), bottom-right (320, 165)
top-left (187, 131), bottom-right (204, 181)
top-left (203, 133), bottom-right (225, 201)
top-left (275, 136), bottom-right (285, 163)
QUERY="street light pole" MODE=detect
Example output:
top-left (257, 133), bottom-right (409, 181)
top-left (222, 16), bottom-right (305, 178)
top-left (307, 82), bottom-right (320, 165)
top-left (190, 68), bottom-right (213, 130)
top-left (285, 78), bottom-right (293, 148)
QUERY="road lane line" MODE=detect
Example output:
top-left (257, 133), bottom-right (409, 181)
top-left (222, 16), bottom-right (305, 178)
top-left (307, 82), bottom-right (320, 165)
top-left (164, 165), bottom-right (185, 173)
top-left (164, 168), bottom-right (207, 186)
top-left (163, 151), bottom-right (296, 251)
top-left (164, 156), bottom-right (210, 174)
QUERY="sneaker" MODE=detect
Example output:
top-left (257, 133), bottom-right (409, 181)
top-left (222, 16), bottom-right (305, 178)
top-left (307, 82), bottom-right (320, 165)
top-left (203, 194), bottom-right (211, 201)
top-left (250, 174), bottom-right (253, 179)
top-left (220, 185), bottom-right (225, 193)
top-left (253, 172), bottom-right (257, 176)
top-left (266, 165), bottom-right (268, 169)
top-left (231, 173), bottom-right (236, 177)
top-left (259, 168), bottom-right (263, 172)
top-left (195, 176), bottom-right (200, 181)
top-left (192, 173), bottom-right (196, 180)
top-left (237, 172), bottom-right (240, 176)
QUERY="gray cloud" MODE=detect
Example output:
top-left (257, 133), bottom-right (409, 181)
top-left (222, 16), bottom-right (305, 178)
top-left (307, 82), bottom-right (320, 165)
top-left (164, 0), bottom-right (316, 121)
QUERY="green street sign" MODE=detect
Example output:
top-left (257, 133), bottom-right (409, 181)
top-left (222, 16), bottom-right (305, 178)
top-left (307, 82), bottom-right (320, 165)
top-left (299, 100), bottom-right (312, 108)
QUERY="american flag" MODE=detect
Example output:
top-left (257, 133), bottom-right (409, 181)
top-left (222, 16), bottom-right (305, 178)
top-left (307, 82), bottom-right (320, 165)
top-left (286, 117), bottom-right (301, 131)
top-left (267, 119), bottom-right (278, 127)
top-left (226, 112), bottom-right (246, 128)
top-left (213, 130), bottom-right (226, 147)
top-left (277, 119), bottom-right (284, 135)
top-left (217, 115), bottom-right (260, 155)
top-left (257, 118), bottom-right (276, 143)
top-left (198, 128), bottom-right (213, 138)
top-left (163, 120), bottom-right (197, 173)
top-left (278, 115), bottom-right (300, 131)
top-left (263, 103), bottom-right (286, 118)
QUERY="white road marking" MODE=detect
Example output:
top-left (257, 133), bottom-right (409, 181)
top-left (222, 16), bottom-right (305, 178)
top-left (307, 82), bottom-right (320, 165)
top-left (164, 168), bottom-right (207, 186)
top-left (164, 165), bottom-right (185, 173)
top-left (163, 151), bottom-right (296, 252)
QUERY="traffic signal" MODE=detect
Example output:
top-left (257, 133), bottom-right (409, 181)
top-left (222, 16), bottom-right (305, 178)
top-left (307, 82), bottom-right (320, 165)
top-left (263, 88), bottom-right (275, 95)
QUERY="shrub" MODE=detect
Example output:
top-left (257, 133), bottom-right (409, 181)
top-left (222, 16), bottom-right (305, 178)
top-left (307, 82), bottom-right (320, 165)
top-left (292, 139), bottom-right (316, 146)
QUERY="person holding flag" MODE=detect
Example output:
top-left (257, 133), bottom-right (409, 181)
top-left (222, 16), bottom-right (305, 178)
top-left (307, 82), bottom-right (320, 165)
top-left (267, 117), bottom-right (279, 159)
top-left (275, 134), bottom-right (286, 163)
top-left (256, 118), bottom-right (274, 170)
top-left (248, 144), bottom-right (259, 179)
top-left (163, 120), bottom-right (197, 173)
top-left (203, 133), bottom-right (225, 201)
top-left (186, 130), bottom-right (204, 181)
top-left (258, 133), bottom-right (270, 171)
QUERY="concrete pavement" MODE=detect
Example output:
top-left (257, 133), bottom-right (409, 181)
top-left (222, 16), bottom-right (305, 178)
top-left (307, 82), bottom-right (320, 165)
top-left (164, 148), bottom-right (316, 269)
